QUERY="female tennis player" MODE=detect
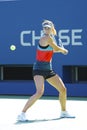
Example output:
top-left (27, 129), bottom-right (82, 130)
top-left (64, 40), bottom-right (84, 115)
top-left (17, 20), bottom-right (74, 121)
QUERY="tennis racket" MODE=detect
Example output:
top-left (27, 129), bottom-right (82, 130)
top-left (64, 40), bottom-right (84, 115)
top-left (58, 38), bottom-right (68, 55)
top-left (58, 38), bottom-right (64, 48)
top-left (52, 35), bottom-right (68, 54)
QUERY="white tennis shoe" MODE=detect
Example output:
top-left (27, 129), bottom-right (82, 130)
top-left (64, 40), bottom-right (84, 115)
top-left (60, 111), bottom-right (75, 118)
top-left (17, 112), bottom-right (28, 122)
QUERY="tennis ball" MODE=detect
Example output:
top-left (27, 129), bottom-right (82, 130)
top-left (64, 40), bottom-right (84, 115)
top-left (10, 45), bottom-right (16, 51)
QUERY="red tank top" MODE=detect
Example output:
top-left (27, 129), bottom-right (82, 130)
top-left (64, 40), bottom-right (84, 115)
top-left (36, 44), bottom-right (53, 62)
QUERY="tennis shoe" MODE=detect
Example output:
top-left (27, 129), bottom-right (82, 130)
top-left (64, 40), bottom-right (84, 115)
top-left (17, 112), bottom-right (28, 122)
top-left (60, 111), bottom-right (75, 118)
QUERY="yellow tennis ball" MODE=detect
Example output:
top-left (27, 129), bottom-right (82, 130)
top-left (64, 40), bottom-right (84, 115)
top-left (10, 45), bottom-right (16, 51)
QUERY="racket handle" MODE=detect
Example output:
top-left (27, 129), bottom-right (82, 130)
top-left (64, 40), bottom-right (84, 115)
top-left (59, 39), bottom-right (64, 48)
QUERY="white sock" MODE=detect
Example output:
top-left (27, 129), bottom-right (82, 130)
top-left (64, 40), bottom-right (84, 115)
top-left (61, 111), bottom-right (67, 114)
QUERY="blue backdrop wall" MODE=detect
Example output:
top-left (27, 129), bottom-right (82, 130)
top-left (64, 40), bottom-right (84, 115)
top-left (0, 0), bottom-right (87, 96)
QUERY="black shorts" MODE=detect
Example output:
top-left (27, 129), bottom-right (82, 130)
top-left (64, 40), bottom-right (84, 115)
top-left (32, 69), bottom-right (56, 79)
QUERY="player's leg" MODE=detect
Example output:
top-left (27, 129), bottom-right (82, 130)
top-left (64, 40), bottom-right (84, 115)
top-left (46, 74), bottom-right (67, 111)
top-left (17, 75), bottom-right (44, 121)
top-left (46, 74), bottom-right (75, 118)
top-left (22, 75), bottom-right (44, 112)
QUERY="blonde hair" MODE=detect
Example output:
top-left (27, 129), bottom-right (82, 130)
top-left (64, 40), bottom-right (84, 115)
top-left (42, 20), bottom-right (57, 36)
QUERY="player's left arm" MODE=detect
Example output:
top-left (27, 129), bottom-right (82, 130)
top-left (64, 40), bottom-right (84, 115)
top-left (47, 36), bottom-right (68, 55)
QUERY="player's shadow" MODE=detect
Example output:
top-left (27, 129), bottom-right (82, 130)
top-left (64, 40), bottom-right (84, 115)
top-left (15, 117), bottom-right (63, 124)
top-left (15, 116), bottom-right (76, 125)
